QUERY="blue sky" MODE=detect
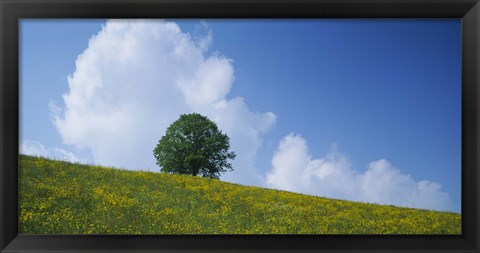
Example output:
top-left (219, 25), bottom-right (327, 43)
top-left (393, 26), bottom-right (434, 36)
top-left (20, 19), bottom-right (461, 212)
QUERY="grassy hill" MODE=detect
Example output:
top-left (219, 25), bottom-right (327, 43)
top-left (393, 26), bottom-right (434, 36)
top-left (19, 155), bottom-right (461, 234)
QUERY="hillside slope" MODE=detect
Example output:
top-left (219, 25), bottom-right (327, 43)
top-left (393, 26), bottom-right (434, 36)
top-left (19, 155), bottom-right (461, 234)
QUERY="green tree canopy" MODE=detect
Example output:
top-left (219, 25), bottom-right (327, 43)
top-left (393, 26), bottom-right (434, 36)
top-left (153, 113), bottom-right (236, 179)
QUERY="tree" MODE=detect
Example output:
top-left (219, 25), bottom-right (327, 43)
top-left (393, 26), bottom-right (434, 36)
top-left (153, 113), bottom-right (236, 179)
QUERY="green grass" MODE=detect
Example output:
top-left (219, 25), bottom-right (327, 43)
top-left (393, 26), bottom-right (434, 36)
top-left (19, 154), bottom-right (461, 234)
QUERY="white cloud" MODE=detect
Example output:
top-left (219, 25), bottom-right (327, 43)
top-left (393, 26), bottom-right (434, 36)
top-left (193, 21), bottom-right (212, 52)
top-left (20, 140), bottom-right (81, 163)
top-left (177, 56), bottom-right (234, 106)
top-left (53, 148), bottom-right (81, 163)
top-left (20, 140), bottom-right (48, 157)
top-left (50, 19), bottom-right (275, 185)
top-left (266, 133), bottom-right (453, 211)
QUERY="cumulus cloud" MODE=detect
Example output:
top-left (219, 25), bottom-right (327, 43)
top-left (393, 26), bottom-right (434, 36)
top-left (20, 140), bottom-right (81, 163)
top-left (20, 140), bottom-right (48, 157)
top-left (266, 133), bottom-right (453, 211)
top-left (50, 19), bottom-right (275, 185)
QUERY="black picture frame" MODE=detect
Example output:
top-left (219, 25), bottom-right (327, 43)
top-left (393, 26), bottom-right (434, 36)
top-left (1, 0), bottom-right (479, 252)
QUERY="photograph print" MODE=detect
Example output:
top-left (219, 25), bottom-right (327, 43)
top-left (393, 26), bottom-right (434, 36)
top-left (19, 19), bottom-right (461, 234)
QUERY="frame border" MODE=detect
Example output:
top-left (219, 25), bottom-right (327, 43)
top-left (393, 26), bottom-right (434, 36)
top-left (1, 0), bottom-right (479, 252)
